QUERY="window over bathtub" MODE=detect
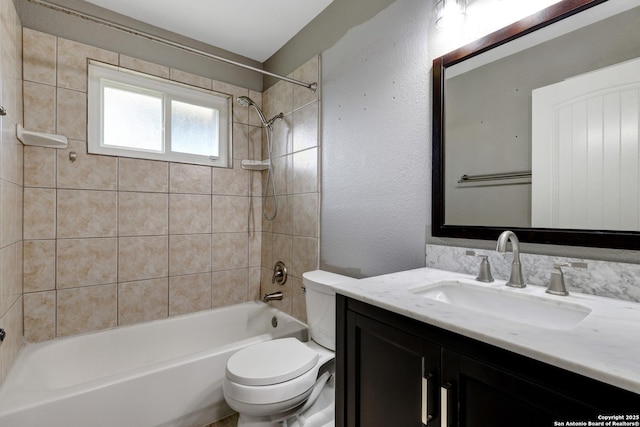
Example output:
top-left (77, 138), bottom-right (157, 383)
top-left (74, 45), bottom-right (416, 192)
top-left (88, 62), bottom-right (232, 168)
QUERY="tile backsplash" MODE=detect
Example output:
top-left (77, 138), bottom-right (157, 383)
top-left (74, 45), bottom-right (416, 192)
top-left (426, 244), bottom-right (640, 303)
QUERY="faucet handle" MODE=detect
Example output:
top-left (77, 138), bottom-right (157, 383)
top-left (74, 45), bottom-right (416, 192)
top-left (466, 251), bottom-right (494, 283)
top-left (546, 262), bottom-right (587, 296)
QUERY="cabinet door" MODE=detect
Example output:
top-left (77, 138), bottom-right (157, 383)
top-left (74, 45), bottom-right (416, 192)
top-left (441, 349), bottom-right (598, 427)
top-left (345, 311), bottom-right (440, 427)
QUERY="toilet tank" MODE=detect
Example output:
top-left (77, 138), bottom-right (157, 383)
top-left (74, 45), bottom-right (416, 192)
top-left (302, 270), bottom-right (352, 351)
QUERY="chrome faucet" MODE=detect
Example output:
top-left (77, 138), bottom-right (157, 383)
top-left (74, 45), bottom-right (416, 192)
top-left (546, 262), bottom-right (587, 296)
top-left (263, 291), bottom-right (283, 303)
top-left (496, 230), bottom-right (526, 288)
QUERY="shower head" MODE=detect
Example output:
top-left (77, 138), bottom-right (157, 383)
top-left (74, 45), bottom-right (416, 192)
top-left (237, 96), bottom-right (283, 130)
top-left (237, 96), bottom-right (252, 107)
top-left (237, 96), bottom-right (269, 128)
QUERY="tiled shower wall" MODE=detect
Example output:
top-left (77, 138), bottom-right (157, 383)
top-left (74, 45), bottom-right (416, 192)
top-left (0, 0), bottom-right (23, 384)
top-left (259, 57), bottom-right (321, 323)
top-left (21, 28), bottom-right (269, 342)
top-left (21, 27), bottom-right (321, 343)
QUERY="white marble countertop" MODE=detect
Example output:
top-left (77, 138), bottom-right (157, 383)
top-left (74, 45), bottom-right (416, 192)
top-left (332, 267), bottom-right (640, 395)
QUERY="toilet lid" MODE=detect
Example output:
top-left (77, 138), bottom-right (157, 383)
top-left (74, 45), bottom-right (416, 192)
top-left (226, 338), bottom-right (319, 386)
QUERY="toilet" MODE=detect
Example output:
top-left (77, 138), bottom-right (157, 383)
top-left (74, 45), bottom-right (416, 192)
top-left (223, 270), bottom-right (350, 427)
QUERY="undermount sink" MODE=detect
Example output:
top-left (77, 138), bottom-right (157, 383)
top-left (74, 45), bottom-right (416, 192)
top-left (410, 280), bottom-right (592, 330)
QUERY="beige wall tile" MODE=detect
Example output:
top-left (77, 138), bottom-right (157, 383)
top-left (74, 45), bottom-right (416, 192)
top-left (212, 160), bottom-right (249, 196)
top-left (248, 90), bottom-right (263, 128)
top-left (23, 239), bottom-right (55, 292)
top-left (170, 68), bottom-right (212, 89)
top-left (289, 276), bottom-right (307, 323)
top-left (118, 236), bottom-right (168, 282)
top-left (293, 55), bottom-right (319, 111)
top-left (119, 55), bottom-right (169, 78)
top-left (268, 80), bottom-right (294, 118)
top-left (292, 101), bottom-right (318, 153)
top-left (212, 81), bottom-right (248, 124)
top-left (23, 81), bottom-right (55, 134)
top-left (23, 291), bottom-right (55, 343)
top-left (119, 192), bottom-right (168, 236)
top-left (0, 243), bottom-right (21, 315)
top-left (212, 195), bottom-right (249, 233)
top-left (212, 269), bottom-right (248, 307)
top-left (57, 38), bottom-right (117, 92)
top-left (272, 233), bottom-right (293, 277)
top-left (248, 267), bottom-right (261, 301)
top-left (169, 163), bottom-right (211, 194)
top-left (23, 28), bottom-right (56, 85)
top-left (249, 232), bottom-right (261, 268)
top-left (57, 189), bottom-right (117, 238)
top-left (169, 194), bottom-right (211, 234)
top-left (261, 232), bottom-right (273, 269)
top-left (169, 234), bottom-right (211, 276)
top-left (24, 146), bottom-right (56, 188)
top-left (249, 125), bottom-right (262, 162)
top-left (23, 187), bottom-right (56, 240)
top-left (292, 148), bottom-right (318, 194)
top-left (1, 118), bottom-right (23, 185)
top-left (270, 194), bottom-right (292, 235)
top-left (119, 158), bottom-right (168, 192)
top-left (212, 232), bottom-right (248, 271)
top-left (292, 193), bottom-right (318, 238)
top-left (0, 296), bottom-right (22, 383)
top-left (169, 273), bottom-right (212, 316)
top-left (271, 114), bottom-right (293, 158)
top-left (57, 284), bottom-right (117, 337)
top-left (118, 278), bottom-right (168, 325)
top-left (273, 154), bottom-right (292, 196)
top-left (0, 180), bottom-right (20, 246)
top-left (57, 238), bottom-right (118, 288)
top-left (56, 88), bottom-right (86, 140)
top-left (232, 123), bottom-right (249, 161)
top-left (57, 139), bottom-right (117, 190)
top-left (291, 236), bottom-right (318, 278)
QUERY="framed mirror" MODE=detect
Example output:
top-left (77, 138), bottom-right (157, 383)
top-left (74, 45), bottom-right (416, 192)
top-left (432, 0), bottom-right (640, 249)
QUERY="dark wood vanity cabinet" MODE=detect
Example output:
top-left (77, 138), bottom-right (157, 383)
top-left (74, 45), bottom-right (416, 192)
top-left (336, 295), bottom-right (640, 427)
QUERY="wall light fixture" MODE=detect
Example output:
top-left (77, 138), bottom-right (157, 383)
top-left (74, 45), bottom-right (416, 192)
top-left (435, 0), bottom-right (467, 29)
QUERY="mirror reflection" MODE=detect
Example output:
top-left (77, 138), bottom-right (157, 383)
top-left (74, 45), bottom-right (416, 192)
top-left (444, 1), bottom-right (640, 231)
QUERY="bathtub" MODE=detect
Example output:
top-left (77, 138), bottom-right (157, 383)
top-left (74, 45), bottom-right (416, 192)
top-left (0, 301), bottom-right (308, 427)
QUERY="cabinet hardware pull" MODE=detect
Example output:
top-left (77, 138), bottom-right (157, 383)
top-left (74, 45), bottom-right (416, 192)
top-left (441, 383), bottom-right (454, 427)
top-left (422, 373), bottom-right (434, 424)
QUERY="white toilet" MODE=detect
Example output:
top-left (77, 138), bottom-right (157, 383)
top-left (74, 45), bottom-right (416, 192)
top-left (223, 270), bottom-right (350, 427)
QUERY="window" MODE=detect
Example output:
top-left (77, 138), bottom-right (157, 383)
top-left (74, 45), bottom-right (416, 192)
top-left (88, 62), bottom-right (231, 167)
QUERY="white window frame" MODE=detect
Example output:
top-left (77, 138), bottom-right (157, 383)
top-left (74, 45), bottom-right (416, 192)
top-left (88, 62), bottom-right (232, 168)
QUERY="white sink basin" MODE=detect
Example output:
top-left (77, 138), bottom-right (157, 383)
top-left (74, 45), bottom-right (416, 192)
top-left (410, 280), bottom-right (592, 330)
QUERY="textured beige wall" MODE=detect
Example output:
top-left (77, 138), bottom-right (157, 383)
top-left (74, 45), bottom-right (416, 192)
top-left (0, 0), bottom-right (24, 387)
top-left (21, 28), bottom-right (266, 342)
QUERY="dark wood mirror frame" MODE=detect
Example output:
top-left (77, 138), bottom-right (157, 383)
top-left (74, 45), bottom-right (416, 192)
top-left (432, 0), bottom-right (640, 250)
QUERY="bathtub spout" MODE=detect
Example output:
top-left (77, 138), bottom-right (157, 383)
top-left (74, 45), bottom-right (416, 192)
top-left (263, 292), bottom-right (283, 303)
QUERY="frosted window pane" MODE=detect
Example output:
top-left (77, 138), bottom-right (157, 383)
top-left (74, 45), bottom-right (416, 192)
top-left (171, 100), bottom-right (219, 157)
top-left (103, 86), bottom-right (163, 151)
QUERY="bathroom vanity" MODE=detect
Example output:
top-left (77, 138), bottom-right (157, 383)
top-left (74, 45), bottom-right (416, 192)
top-left (333, 268), bottom-right (640, 427)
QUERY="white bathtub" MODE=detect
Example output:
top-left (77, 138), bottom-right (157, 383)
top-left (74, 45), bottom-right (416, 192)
top-left (0, 301), bottom-right (308, 427)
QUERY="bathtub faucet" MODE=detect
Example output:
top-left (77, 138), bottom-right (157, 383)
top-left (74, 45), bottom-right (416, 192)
top-left (263, 292), bottom-right (283, 303)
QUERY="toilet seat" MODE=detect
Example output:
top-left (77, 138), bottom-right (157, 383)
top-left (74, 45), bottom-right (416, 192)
top-left (223, 338), bottom-right (334, 407)
top-left (226, 338), bottom-right (319, 386)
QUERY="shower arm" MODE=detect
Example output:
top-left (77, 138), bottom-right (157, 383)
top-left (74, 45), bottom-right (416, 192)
top-left (26, 0), bottom-right (318, 92)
